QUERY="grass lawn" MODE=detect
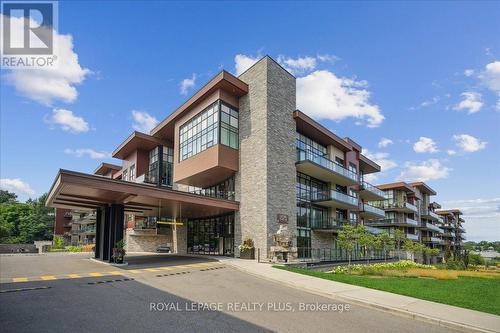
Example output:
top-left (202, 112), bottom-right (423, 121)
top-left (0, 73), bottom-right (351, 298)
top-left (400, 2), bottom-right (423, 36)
top-left (275, 266), bottom-right (500, 315)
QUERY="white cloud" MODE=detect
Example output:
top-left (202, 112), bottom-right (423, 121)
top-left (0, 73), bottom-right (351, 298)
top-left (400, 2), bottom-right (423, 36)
top-left (362, 149), bottom-right (397, 172)
top-left (362, 173), bottom-right (378, 183)
top-left (0, 178), bottom-right (35, 196)
top-left (397, 159), bottom-right (450, 182)
top-left (479, 61), bottom-right (500, 93)
top-left (453, 92), bottom-right (483, 114)
top-left (464, 69), bottom-right (475, 77)
top-left (447, 149), bottom-right (457, 156)
top-left (378, 137), bottom-right (393, 148)
top-left (234, 54), bottom-right (261, 76)
top-left (441, 197), bottom-right (500, 241)
top-left (131, 110), bottom-right (158, 133)
top-left (64, 148), bottom-right (111, 159)
top-left (277, 55), bottom-right (317, 75)
top-left (297, 70), bottom-right (384, 128)
top-left (453, 134), bottom-right (487, 152)
top-left (413, 136), bottom-right (439, 153)
top-left (179, 73), bottom-right (196, 95)
top-left (409, 96), bottom-right (440, 110)
top-left (47, 108), bottom-right (89, 133)
top-left (2, 15), bottom-right (91, 106)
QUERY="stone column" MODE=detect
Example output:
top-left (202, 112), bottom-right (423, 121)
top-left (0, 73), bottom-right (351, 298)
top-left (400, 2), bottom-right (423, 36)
top-left (172, 223), bottom-right (187, 254)
top-left (237, 56), bottom-right (297, 260)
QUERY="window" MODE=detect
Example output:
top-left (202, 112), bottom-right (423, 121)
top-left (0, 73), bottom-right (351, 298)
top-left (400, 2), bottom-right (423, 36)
top-left (129, 164), bottom-right (135, 181)
top-left (179, 101), bottom-right (219, 161)
top-left (349, 162), bottom-right (357, 173)
top-left (296, 132), bottom-right (327, 158)
top-left (122, 169), bottom-right (128, 181)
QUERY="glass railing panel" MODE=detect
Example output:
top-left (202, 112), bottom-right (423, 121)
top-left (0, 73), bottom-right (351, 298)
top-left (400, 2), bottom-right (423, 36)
top-left (330, 190), bottom-right (359, 206)
top-left (362, 203), bottom-right (385, 216)
top-left (361, 181), bottom-right (385, 198)
top-left (296, 149), bottom-right (358, 182)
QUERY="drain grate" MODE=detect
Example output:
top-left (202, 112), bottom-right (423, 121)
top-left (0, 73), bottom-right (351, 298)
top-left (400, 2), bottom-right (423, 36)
top-left (156, 271), bottom-right (190, 277)
top-left (0, 286), bottom-right (51, 293)
top-left (87, 278), bottom-right (134, 285)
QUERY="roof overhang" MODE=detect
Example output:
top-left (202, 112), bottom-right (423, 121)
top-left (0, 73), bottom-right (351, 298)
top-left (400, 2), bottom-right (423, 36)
top-left (113, 131), bottom-right (170, 159)
top-left (294, 110), bottom-right (352, 152)
top-left (359, 154), bottom-right (381, 174)
top-left (436, 209), bottom-right (463, 216)
top-left (376, 182), bottom-right (415, 193)
top-left (47, 170), bottom-right (239, 219)
top-left (94, 162), bottom-right (122, 176)
top-left (150, 71), bottom-right (248, 141)
top-left (410, 182), bottom-right (437, 195)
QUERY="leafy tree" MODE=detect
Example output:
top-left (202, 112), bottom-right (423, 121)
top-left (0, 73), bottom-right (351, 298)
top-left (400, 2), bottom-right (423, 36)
top-left (377, 232), bottom-right (395, 261)
top-left (337, 225), bottom-right (364, 267)
top-left (0, 192), bottom-right (54, 244)
top-left (359, 231), bottom-right (379, 264)
top-left (394, 229), bottom-right (406, 259)
top-left (0, 190), bottom-right (18, 204)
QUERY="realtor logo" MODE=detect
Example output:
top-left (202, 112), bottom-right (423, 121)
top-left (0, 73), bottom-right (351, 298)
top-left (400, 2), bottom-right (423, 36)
top-left (1, 1), bottom-right (58, 68)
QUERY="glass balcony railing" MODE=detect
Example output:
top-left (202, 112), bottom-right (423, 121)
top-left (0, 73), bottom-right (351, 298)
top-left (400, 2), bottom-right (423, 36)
top-left (425, 222), bottom-right (443, 233)
top-left (406, 233), bottom-right (419, 241)
top-left (382, 201), bottom-right (418, 213)
top-left (312, 190), bottom-right (359, 207)
top-left (361, 203), bottom-right (385, 217)
top-left (366, 217), bottom-right (418, 226)
top-left (360, 181), bottom-right (385, 198)
top-left (296, 149), bottom-right (358, 183)
top-left (310, 217), bottom-right (356, 230)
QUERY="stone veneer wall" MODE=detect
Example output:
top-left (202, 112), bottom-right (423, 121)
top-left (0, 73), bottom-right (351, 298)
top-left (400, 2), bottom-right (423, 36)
top-left (236, 56), bottom-right (297, 259)
top-left (311, 231), bottom-right (334, 250)
top-left (125, 229), bottom-right (172, 253)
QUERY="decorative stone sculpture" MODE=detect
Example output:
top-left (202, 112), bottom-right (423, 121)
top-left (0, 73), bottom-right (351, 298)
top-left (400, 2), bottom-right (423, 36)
top-left (270, 224), bottom-right (298, 263)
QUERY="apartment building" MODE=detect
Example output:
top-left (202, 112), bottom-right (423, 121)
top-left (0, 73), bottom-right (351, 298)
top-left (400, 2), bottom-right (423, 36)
top-left (53, 208), bottom-right (73, 244)
top-left (436, 209), bottom-right (466, 254)
top-left (46, 56), bottom-right (464, 263)
top-left (366, 181), bottom-right (466, 260)
top-left (70, 211), bottom-right (97, 246)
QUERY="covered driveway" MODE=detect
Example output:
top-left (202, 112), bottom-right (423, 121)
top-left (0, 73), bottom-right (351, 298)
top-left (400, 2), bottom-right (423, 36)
top-left (46, 169), bottom-right (239, 262)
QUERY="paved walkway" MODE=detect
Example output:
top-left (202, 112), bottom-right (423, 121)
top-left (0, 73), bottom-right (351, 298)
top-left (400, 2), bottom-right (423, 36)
top-left (216, 257), bottom-right (500, 333)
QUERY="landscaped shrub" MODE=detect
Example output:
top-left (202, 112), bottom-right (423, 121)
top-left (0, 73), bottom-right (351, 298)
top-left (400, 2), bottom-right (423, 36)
top-left (330, 260), bottom-right (434, 274)
top-left (52, 236), bottom-right (65, 249)
top-left (65, 246), bottom-right (82, 252)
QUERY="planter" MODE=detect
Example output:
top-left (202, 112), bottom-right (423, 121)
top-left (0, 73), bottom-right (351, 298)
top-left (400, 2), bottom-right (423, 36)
top-left (240, 248), bottom-right (255, 260)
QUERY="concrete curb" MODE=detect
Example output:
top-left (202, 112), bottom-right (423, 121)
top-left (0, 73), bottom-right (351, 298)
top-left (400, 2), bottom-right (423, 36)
top-left (220, 259), bottom-right (498, 333)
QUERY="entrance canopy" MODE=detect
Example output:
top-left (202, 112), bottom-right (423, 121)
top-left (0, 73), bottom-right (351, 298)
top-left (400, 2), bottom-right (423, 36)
top-left (46, 169), bottom-right (239, 219)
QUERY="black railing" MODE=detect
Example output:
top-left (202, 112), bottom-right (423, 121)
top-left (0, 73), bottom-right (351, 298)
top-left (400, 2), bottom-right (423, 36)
top-left (297, 247), bottom-right (390, 262)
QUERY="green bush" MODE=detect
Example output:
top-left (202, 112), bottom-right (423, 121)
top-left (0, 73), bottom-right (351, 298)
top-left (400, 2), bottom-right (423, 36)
top-left (330, 260), bottom-right (434, 274)
top-left (52, 236), bottom-right (65, 249)
top-left (445, 259), bottom-right (466, 270)
top-left (65, 246), bottom-right (82, 252)
top-left (467, 253), bottom-right (485, 266)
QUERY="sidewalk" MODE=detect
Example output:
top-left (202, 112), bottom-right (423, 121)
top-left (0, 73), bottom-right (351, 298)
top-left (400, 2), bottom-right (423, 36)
top-left (217, 257), bottom-right (500, 333)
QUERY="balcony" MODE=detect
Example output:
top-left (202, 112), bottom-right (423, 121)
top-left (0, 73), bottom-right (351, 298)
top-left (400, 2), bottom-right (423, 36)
top-left (312, 190), bottom-right (359, 209)
top-left (406, 233), bottom-right (419, 241)
top-left (359, 181), bottom-right (385, 201)
top-left (366, 217), bottom-right (419, 227)
top-left (311, 217), bottom-right (356, 231)
top-left (296, 149), bottom-right (359, 186)
top-left (383, 201), bottom-right (418, 214)
top-left (420, 208), bottom-right (440, 221)
top-left (360, 203), bottom-right (386, 219)
top-left (420, 221), bottom-right (443, 233)
top-left (422, 236), bottom-right (442, 243)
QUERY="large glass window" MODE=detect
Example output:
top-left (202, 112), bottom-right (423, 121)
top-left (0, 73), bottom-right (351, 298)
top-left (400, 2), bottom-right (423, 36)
top-left (296, 132), bottom-right (327, 158)
top-left (146, 146), bottom-right (173, 187)
top-left (179, 100), bottom-right (239, 162)
top-left (187, 213), bottom-right (234, 256)
top-left (188, 176), bottom-right (235, 200)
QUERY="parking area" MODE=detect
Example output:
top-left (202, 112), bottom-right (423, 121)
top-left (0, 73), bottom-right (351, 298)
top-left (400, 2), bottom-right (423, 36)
top-left (0, 253), bottom-right (460, 333)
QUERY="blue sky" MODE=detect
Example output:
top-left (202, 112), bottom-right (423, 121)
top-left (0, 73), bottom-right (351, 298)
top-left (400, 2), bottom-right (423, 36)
top-left (1, 1), bottom-right (499, 241)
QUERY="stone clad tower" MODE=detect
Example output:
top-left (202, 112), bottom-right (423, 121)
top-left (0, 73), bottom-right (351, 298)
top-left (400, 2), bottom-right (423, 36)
top-left (235, 56), bottom-right (297, 259)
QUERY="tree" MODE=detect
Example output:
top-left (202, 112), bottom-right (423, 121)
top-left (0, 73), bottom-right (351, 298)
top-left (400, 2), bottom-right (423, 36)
top-left (0, 190), bottom-right (18, 204)
top-left (394, 229), bottom-right (406, 259)
top-left (358, 230), bottom-right (377, 264)
top-left (337, 225), bottom-right (364, 267)
top-left (377, 232), bottom-right (395, 261)
top-left (0, 192), bottom-right (54, 244)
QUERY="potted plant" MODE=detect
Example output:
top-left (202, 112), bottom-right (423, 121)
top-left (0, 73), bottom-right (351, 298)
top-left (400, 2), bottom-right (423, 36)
top-left (239, 238), bottom-right (255, 259)
top-left (112, 240), bottom-right (126, 264)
